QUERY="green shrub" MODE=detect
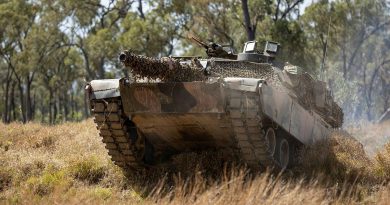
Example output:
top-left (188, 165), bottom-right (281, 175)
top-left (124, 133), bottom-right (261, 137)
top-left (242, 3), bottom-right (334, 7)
top-left (69, 156), bottom-right (106, 184)
top-left (0, 167), bottom-right (13, 192)
top-left (91, 187), bottom-right (112, 200)
top-left (26, 170), bottom-right (71, 196)
top-left (0, 140), bottom-right (12, 151)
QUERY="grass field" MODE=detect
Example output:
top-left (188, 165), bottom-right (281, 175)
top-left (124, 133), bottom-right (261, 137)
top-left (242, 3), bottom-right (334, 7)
top-left (0, 120), bottom-right (389, 204)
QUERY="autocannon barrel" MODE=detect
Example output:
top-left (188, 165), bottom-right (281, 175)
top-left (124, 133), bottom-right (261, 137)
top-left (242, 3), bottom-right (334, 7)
top-left (119, 51), bottom-right (207, 82)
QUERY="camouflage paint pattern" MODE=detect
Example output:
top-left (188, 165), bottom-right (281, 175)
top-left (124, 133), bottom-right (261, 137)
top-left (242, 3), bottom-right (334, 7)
top-left (118, 77), bottom-right (332, 151)
top-left (260, 84), bottom-right (330, 145)
top-left (86, 52), bottom-right (344, 163)
top-left (119, 79), bottom-right (235, 151)
top-left (119, 79), bottom-right (225, 114)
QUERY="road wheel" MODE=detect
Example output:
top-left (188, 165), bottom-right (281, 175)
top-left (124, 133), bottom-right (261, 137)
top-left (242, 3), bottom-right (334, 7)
top-left (134, 134), bottom-right (146, 162)
top-left (143, 138), bottom-right (155, 165)
top-left (279, 138), bottom-right (290, 170)
top-left (265, 128), bottom-right (277, 157)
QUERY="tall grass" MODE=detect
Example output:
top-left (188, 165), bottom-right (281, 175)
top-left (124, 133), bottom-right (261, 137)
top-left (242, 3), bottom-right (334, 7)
top-left (0, 120), bottom-right (389, 204)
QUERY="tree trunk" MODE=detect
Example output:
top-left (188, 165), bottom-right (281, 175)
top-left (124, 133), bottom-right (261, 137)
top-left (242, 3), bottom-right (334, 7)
top-left (64, 92), bottom-right (69, 121)
top-left (58, 93), bottom-right (62, 122)
top-left (75, 98), bottom-right (79, 121)
top-left (382, 76), bottom-right (389, 114)
top-left (3, 84), bottom-right (9, 122)
top-left (3, 67), bottom-right (12, 123)
top-left (17, 82), bottom-right (26, 123)
top-left (84, 91), bottom-right (89, 118)
top-left (53, 93), bottom-right (57, 124)
top-left (70, 91), bottom-right (74, 120)
top-left (98, 57), bottom-right (105, 79)
top-left (241, 0), bottom-right (256, 41)
top-left (40, 97), bottom-right (45, 123)
top-left (32, 91), bottom-right (36, 120)
top-left (11, 81), bottom-right (16, 121)
top-left (26, 75), bottom-right (33, 122)
top-left (342, 46), bottom-right (347, 79)
top-left (138, 0), bottom-right (145, 19)
top-left (82, 48), bottom-right (93, 81)
top-left (366, 63), bottom-right (383, 121)
top-left (49, 89), bottom-right (53, 124)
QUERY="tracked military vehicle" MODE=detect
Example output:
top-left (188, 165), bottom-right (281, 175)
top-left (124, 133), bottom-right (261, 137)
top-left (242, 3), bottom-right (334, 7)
top-left (86, 40), bottom-right (343, 170)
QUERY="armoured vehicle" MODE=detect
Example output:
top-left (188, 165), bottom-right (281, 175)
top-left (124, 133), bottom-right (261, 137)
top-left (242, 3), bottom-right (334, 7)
top-left (86, 40), bottom-right (343, 171)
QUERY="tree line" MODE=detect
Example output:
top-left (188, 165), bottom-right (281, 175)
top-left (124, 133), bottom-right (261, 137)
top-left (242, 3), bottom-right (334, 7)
top-left (0, 0), bottom-right (389, 124)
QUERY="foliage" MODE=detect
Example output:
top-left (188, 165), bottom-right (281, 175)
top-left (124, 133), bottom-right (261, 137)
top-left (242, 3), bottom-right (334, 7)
top-left (302, 0), bottom-right (390, 121)
top-left (26, 169), bottom-right (72, 196)
top-left (0, 0), bottom-right (389, 125)
top-left (69, 156), bottom-right (107, 184)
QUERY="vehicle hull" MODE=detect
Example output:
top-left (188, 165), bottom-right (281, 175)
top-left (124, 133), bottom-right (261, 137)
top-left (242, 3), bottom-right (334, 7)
top-left (118, 78), bottom-right (330, 153)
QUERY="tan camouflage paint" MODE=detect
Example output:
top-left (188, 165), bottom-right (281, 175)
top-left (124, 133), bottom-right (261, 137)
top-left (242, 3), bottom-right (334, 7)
top-left (260, 84), bottom-right (330, 145)
top-left (119, 78), bottom-right (331, 150)
top-left (119, 79), bottom-right (236, 151)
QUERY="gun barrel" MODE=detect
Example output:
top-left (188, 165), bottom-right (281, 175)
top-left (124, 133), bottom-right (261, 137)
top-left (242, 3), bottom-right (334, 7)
top-left (190, 36), bottom-right (209, 49)
top-left (119, 51), bottom-right (206, 82)
top-left (119, 52), bottom-right (127, 62)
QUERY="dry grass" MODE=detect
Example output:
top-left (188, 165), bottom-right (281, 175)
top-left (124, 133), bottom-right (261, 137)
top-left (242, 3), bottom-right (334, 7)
top-left (296, 130), bottom-right (375, 183)
top-left (0, 119), bottom-right (389, 204)
top-left (374, 142), bottom-right (390, 180)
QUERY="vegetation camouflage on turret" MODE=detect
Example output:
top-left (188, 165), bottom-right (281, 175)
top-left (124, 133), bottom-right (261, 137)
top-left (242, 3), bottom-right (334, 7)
top-left (120, 51), bottom-right (207, 82)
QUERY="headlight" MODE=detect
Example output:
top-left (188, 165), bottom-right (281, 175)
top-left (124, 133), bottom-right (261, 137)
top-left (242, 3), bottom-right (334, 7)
top-left (265, 41), bottom-right (279, 53)
top-left (243, 41), bottom-right (256, 53)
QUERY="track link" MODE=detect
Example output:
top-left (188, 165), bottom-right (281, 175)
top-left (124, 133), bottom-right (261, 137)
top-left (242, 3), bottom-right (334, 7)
top-left (91, 97), bottom-right (144, 169)
top-left (227, 89), bottom-right (277, 167)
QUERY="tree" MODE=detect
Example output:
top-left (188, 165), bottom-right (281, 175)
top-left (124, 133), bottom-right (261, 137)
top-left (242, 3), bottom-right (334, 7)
top-left (0, 0), bottom-right (388, 124)
top-left (0, 0), bottom-right (38, 123)
top-left (302, 0), bottom-right (390, 121)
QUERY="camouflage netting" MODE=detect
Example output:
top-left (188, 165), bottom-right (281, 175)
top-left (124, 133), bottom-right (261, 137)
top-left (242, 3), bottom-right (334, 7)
top-left (279, 70), bottom-right (344, 128)
top-left (120, 51), bottom-right (207, 82)
top-left (208, 60), bottom-right (283, 88)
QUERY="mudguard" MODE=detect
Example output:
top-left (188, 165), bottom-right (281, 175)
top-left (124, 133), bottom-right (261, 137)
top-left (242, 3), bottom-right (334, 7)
top-left (86, 79), bottom-right (121, 100)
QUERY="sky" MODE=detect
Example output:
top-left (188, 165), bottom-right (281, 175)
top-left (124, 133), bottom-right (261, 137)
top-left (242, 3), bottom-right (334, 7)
top-left (301, 0), bottom-right (318, 13)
